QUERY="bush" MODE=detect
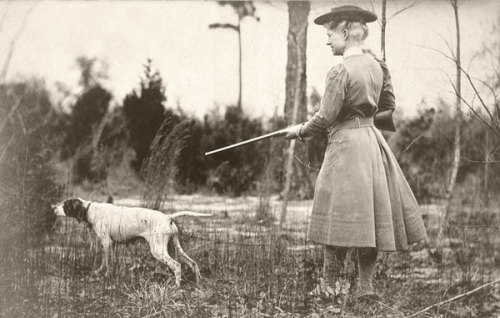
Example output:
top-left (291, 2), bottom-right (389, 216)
top-left (0, 80), bottom-right (62, 246)
top-left (200, 106), bottom-right (270, 196)
top-left (392, 102), bottom-right (500, 203)
top-left (392, 107), bottom-right (456, 202)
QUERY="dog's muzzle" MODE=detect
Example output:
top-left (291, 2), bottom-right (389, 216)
top-left (52, 203), bottom-right (66, 217)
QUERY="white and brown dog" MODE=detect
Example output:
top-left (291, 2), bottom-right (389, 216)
top-left (53, 198), bottom-right (212, 286)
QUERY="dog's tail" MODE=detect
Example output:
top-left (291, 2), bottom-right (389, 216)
top-left (169, 211), bottom-right (213, 219)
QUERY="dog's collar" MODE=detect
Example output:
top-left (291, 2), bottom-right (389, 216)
top-left (78, 201), bottom-right (92, 224)
top-left (85, 202), bottom-right (93, 229)
top-left (85, 201), bottom-right (93, 211)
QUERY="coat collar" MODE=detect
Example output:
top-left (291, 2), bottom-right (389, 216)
top-left (343, 46), bottom-right (364, 59)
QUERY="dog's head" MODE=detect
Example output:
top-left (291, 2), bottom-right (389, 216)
top-left (52, 198), bottom-right (88, 223)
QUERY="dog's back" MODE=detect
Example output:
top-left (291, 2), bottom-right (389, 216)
top-left (88, 203), bottom-right (175, 242)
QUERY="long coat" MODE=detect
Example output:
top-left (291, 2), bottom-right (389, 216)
top-left (302, 49), bottom-right (427, 252)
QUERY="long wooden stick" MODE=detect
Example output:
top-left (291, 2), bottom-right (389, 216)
top-left (204, 129), bottom-right (287, 156)
top-left (406, 279), bottom-right (500, 318)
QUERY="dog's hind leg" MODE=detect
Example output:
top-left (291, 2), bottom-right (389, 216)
top-left (147, 236), bottom-right (182, 287)
top-left (171, 235), bottom-right (201, 284)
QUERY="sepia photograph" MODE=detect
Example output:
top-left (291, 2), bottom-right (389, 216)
top-left (0, 0), bottom-right (499, 316)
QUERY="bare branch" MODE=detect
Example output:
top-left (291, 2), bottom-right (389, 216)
top-left (461, 157), bottom-right (500, 164)
top-left (459, 64), bottom-right (496, 124)
top-left (436, 30), bottom-right (456, 62)
top-left (367, 0), bottom-right (382, 28)
top-left (416, 29), bottom-right (500, 135)
top-left (398, 135), bottom-right (423, 156)
top-left (15, 109), bottom-right (26, 135)
top-left (468, 76), bottom-right (498, 104)
top-left (368, 0), bottom-right (376, 13)
top-left (0, 3), bottom-right (36, 83)
top-left (25, 107), bottom-right (55, 136)
top-left (0, 134), bottom-right (15, 162)
top-left (387, 0), bottom-right (420, 21)
top-left (411, 41), bottom-right (456, 66)
top-left (0, 0), bottom-right (12, 34)
top-left (446, 76), bottom-right (500, 138)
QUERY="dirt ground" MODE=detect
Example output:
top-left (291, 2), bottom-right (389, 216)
top-left (1, 195), bottom-right (500, 317)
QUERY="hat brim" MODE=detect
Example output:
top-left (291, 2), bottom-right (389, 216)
top-left (314, 9), bottom-right (378, 25)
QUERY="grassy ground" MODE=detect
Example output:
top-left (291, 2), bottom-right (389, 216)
top-left (1, 195), bottom-right (499, 317)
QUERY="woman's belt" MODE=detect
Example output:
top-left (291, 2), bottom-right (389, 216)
top-left (329, 117), bottom-right (374, 136)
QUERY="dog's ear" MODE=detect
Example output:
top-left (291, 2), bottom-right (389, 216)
top-left (63, 199), bottom-right (85, 222)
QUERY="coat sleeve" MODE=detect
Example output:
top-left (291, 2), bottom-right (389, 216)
top-left (300, 64), bottom-right (349, 137)
top-left (376, 59), bottom-right (395, 112)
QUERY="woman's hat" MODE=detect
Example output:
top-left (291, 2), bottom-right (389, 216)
top-left (314, 5), bottom-right (378, 25)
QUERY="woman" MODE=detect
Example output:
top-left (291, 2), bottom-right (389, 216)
top-left (285, 5), bottom-right (427, 300)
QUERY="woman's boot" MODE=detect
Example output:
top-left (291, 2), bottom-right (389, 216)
top-left (323, 246), bottom-right (346, 286)
top-left (356, 248), bottom-right (379, 300)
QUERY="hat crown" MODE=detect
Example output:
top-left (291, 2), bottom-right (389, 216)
top-left (314, 5), bottom-right (377, 25)
top-left (331, 5), bottom-right (364, 13)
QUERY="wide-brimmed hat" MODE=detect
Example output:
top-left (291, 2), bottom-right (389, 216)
top-left (314, 5), bottom-right (378, 25)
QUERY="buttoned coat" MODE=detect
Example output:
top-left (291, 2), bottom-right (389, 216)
top-left (302, 50), bottom-right (427, 251)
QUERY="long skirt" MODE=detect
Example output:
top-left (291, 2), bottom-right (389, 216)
top-left (308, 122), bottom-right (427, 252)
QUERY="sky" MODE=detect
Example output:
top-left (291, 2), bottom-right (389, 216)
top-left (1, 0), bottom-right (499, 119)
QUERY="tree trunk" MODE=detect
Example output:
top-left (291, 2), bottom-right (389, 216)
top-left (237, 19), bottom-right (242, 110)
top-left (437, 0), bottom-right (461, 250)
top-left (381, 0), bottom-right (387, 61)
top-left (280, 1), bottom-right (310, 226)
top-left (449, 0), bottom-right (462, 198)
top-left (284, 1), bottom-right (309, 124)
top-left (484, 129), bottom-right (489, 196)
top-left (445, 0), bottom-right (461, 206)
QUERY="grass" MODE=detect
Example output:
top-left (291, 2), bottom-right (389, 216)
top-left (1, 195), bottom-right (499, 317)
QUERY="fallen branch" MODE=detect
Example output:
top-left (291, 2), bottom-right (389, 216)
top-left (406, 279), bottom-right (500, 317)
top-left (375, 300), bottom-right (405, 318)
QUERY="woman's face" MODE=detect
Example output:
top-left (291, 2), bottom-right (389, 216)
top-left (325, 24), bottom-right (347, 56)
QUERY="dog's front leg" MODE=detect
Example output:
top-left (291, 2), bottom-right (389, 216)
top-left (104, 242), bottom-right (115, 277)
top-left (95, 238), bottom-right (112, 276)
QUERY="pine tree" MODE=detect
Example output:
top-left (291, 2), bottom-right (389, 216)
top-left (123, 59), bottom-right (167, 172)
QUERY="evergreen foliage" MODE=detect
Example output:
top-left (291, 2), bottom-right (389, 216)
top-left (392, 107), bottom-right (455, 202)
top-left (61, 86), bottom-right (111, 159)
top-left (201, 106), bottom-right (268, 196)
top-left (123, 59), bottom-right (167, 172)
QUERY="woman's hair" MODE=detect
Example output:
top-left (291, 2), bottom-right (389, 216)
top-left (326, 19), bottom-right (369, 42)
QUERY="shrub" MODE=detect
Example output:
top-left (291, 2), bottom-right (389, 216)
top-left (0, 80), bottom-right (62, 246)
top-left (201, 106), bottom-right (269, 196)
top-left (391, 106), bottom-right (457, 202)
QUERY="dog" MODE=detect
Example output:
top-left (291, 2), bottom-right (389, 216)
top-left (53, 198), bottom-right (212, 286)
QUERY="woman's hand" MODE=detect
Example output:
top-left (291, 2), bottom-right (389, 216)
top-left (284, 124), bottom-right (304, 141)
